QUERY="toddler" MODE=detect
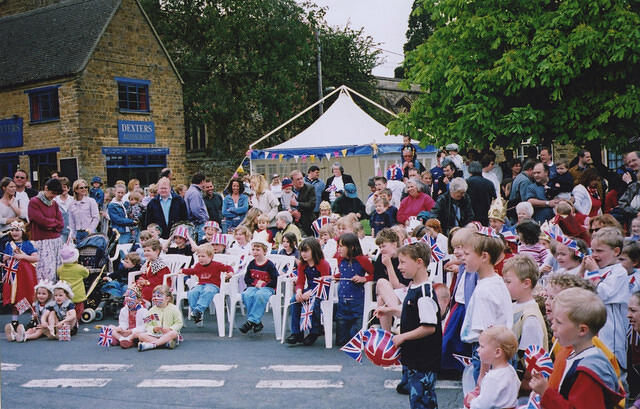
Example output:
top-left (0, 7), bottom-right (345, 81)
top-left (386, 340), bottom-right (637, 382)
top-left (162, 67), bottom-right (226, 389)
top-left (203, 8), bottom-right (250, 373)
top-left (14, 280), bottom-right (53, 342)
top-left (516, 220), bottom-right (551, 268)
top-left (127, 191), bottom-right (144, 243)
top-left (620, 242), bottom-right (640, 293)
top-left (318, 225), bottom-right (337, 260)
top-left (229, 225), bottom-right (252, 255)
top-left (279, 178), bottom-right (294, 211)
top-left (43, 281), bottom-right (78, 340)
top-left (626, 216), bottom-right (640, 243)
top-left (137, 285), bottom-right (183, 351)
top-left (57, 244), bottom-right (89, 320)
top-left (370, 197), bottom-right (395, 237)
top-left (253, 214), bottom-right (273, 244)
top-left (103, 252), bottom-right (142, 298)
top-left (548, 159), bottom-right (574, 199)
top-left (210, 233), bottom-right (228, 254)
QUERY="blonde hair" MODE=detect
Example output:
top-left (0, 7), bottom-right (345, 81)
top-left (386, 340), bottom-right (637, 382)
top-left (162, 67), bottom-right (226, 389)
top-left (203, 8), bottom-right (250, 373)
top-left (591, 227), bottom-right (624, 251)
top-left (318, 224), bottom-right (335, 238)
top-left (124, 252), bottom-right (141, 266)
top-left (503, 255), bottom-right (539, 287)
top-left (234, 225), bottom-right (251, 240)
top-left (196, 243), bottom-right (216, 258)
top-left (127, 178), bottom-right (140, 192)
top-left (128, 191), bottom-right (142, 202)
top-left (374, 197), bottom-right (389, 207)
top-left (553, 287), bottom-right (607, 334)
top-left (72, 178), bottom-right (88, 200)
top-left (152, 284), bottom-right (173, 304)
top-left (148, 183), bottom-right (157, 195)
top-left (250, 174), bottom-right (268, 195)
top-left (391, 224), bottom-right (408, 244)
top-left (319, 201), bottom-right (331, 211)
top-left (480, 326), bottom-right (518, 361)
top-left (142, 238), bottom-right (162, 252)
top-left (240, 207), bottom-right (262, 232)
top-left (256, 214), bottom-right (270, 224)
top-left (466, 230), bottom-right (505, 265)
top-left (450, 227), bottom-right (472, 248)
top-left (546, 273), bottom-right (596, 292)
top-left (139, 230), bottom-right (153, 242)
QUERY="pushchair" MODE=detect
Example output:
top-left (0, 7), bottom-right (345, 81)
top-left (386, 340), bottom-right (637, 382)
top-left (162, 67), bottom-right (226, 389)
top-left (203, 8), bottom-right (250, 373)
top-left (77, 232), bottom-right (119, 323)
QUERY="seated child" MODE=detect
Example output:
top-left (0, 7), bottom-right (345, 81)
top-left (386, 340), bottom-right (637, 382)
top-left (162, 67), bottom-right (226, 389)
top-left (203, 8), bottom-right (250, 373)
top-left (253, 214), bottom-right (273, 244)
top-left (56, 245), bottom-right (89, 320)
top-left (278, 232), bottom-right (299, 259)
top-left (146, 223), bottom-right (167, 250)
top-left (103, 252), bottom-right (142, 298)
top-left (318, 225), bottom-right (337, 260)
top-left (620, 242), bottom-right (640, 293)
top-left (166, 225), bottom-right (196, 256)
top-left (516, 220), bottom-right (551, 268)
top-left (137, 239), bottom-right (172, 304)
top-left (137, 285), bottom-right (183, 351)
top-left (210, 233), bottom-right (228, 254)
top-left (626, 216), bottom-right (640, 243)
top-left (229, 225), bottom-right (252, 255)
top-left (198, 220), bottom-right (222, 245)
top-left (14, 280), bottom-right (53, 342)
top-left (43, 281), bottom-right (78, 340)
top-left (370, 197), bottom-right (395, 237)
top-left (548, 159), bottom-right (573, 199)
top-left (550, 237), bottom-right (588, 276)
top-left (239, 237), bottom-right (279, 334)
top-left (109, 285), bottom-right (148, 349)
top-left (180, 244), bottom-right (233, 325)
top-left (466, 326), bottom-right (520, 409)
top-left (530, 287), bottom-right (625, 407)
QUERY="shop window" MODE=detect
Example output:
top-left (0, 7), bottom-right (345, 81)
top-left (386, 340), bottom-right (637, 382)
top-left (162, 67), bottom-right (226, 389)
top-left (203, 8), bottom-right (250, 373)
top-left (26, 86), bottom-right (60, 123)
top-left (116, 77), bottom-right (150, 113)
top-left (103, 147), bottom-right (167, 186)
top-left (606, 151), bottom-right (624, 170)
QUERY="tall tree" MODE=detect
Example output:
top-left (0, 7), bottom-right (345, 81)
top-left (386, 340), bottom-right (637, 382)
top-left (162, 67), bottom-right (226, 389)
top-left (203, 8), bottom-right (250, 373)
top-left (388, 0), bottom-right (640, 152)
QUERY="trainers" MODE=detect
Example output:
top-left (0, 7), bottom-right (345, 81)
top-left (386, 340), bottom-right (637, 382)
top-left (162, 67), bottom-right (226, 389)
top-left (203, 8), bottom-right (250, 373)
top-left (196, 319), bottom-right (204, 328)
top-left (303, 333), bottom-right (319, 346)
top-left (15, 324), bottom-right (25, 343)
top-left (138, 342), bottom-right (156, 352)
top-left (165, 339), bottom-right (176, 349)
top-left (239, 321), bottom-right (253, 334)
top-left (396, 382), bottom-right (410, 395)
top-left (285, 333), bottom-right (304, 345)
top-left (192, 310), bottom-right (202, 323)
top-left (119, 339), bottom-right (133, 349)
top-left (252, 322), bottom-right (264, 333)
top-left (4, 322), bottom-right (16, 342)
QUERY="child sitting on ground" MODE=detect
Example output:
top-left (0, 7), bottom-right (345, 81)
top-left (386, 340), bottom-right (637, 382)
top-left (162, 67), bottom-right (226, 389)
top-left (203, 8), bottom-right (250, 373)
top-left (43, 281), bottom-right (78, 340)
top-left (14, 280), bottom-right (53, 342)
top-left (137, 285), bottom-right (183, 351)
top-left (197, 220), bottom-right (222, 245)
top-left (109, 284), bottom-right (148, 349)
top-left (56, 244), bottom-right (89, 321)
top-left (180, 244), bottom-right (233, 326)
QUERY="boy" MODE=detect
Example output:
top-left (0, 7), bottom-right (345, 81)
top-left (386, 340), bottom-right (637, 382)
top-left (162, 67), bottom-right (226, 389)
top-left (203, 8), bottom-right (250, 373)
top-left (530, 287), bottom-right (625, 407)
top-left (370, 197), bottom-right (395, 237)
top-left (89, 176), bottom-right (104, 210)
top-left (279, 178), bottom-right (294, 212)
top-left (549, 158), bottom-right (573, 199)
top-left (180, 244), bottom-right (233, 326)
top-left (400, 135), bottom-right (417, 164)
top-left (583, 227), bottom-right (630, 369)
top-left (393, 241), bottom-right (442, 409)
top-left (459, 228), bottom-right (513, 383)
top-left (198, 220), bottom-right (221, 245)
top-left (620, 242), bottom-right (640, 293)
top-left (240, 237), bottom-right (279, 333)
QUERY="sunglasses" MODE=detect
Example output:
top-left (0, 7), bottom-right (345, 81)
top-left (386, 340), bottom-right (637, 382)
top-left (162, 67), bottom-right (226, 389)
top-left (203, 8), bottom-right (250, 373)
top-left (76, 186), bottom-right (88, 189)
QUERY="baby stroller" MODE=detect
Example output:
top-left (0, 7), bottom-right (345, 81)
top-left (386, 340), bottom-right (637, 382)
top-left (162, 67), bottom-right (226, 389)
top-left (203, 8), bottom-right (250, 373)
top-left (77, 233), bottom-right (119, 323)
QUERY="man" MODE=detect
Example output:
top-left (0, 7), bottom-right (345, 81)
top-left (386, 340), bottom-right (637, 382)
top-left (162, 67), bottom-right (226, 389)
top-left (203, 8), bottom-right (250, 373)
top-left (13, 169), bottom-right (37, 222)
top-left (525, 163), bottom-right (558, 223)
top-left (436, 159), bottom-right (462, 197)
top-left (499, 149), bottom-right (515, 182)
top-left (184, 173), bottom-right (209, 240)
top-left (304, 165), bottom-right (325, 215)
top-left (620, 150), bottom-right (640, 186)
top-left (145, 177), bottom-right (188, 239)
top-left (539, 147), bottom-right (557, 179)
top-left (568, 149), bottom-right (594, 183)
top-left (429, 177), bottom-right (474, 235)
top-left (509, 159), bottom-right (536, 203)
top-left (466, 161), bottom-right (496, 226)
top-left (160, 167), bottom-right (173, 181)
top-left (401, 148), bottom-right (425, 178)
top-left (480, 154), bottom-right (500, 195)
top-left (289, 170), bottom-right (316, 236)
top-left (203, 180), bottom-right (223, 226)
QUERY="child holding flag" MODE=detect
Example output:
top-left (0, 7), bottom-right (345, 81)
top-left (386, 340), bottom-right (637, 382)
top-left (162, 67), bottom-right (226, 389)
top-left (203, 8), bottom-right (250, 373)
top-left (137, 285), bottom-right (182, 351)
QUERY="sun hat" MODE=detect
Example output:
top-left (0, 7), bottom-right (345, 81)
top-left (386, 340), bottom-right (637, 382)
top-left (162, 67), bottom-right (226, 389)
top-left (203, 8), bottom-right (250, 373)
top-left (173, 225), bottom-right (190, 240)
top-left (34, 280), bottom-right (54, 294)
top-left (91, 176), bottom-right (103, 185)
top-left (60, 244), bottom-right (79, 264)
top-left (445, 143), bottom-right (459, 152)
top-left (204, 220), bottom-right (221, 232)
top-left (344, 183), bottom-right (358, 198)
top-left (210, 233), bottom-right (228, 246)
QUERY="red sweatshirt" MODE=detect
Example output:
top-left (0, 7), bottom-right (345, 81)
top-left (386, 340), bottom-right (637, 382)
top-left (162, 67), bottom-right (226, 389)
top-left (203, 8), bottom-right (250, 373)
top-left (27, 196), bottom-right (63, 240)
top-left (182, 261), bottom-right (233, 288)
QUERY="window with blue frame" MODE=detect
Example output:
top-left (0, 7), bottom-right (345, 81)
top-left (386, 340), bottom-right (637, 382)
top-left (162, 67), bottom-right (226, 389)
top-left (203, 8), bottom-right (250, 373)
top-left (26, 86), bottom-right (60, 123)
top-left (116, 77), bottom-right (150, 112)
top-left (103, 147), bottom-right (167, 186)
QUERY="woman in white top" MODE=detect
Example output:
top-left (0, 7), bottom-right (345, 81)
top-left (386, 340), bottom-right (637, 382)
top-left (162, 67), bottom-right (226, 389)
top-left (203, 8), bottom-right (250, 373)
top-left (68, 178), bottom-right (100, 242)
top-left (0, 177), bottom-right (21, 234)
top-left (249, 174), bottom-right (279, 226)
top-left (53, 177), bottom-right (74, 243)
top-left (321, 162), bottom-right (355, 203)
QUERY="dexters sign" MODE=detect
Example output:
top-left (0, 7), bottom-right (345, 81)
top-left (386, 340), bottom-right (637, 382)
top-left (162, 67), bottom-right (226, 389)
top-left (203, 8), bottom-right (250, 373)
top-left (118, 120), bottom-right (155, 144)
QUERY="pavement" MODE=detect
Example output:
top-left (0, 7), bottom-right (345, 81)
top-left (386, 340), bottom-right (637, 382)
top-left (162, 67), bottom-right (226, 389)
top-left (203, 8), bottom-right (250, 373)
top-left (1, 311), bottom-right (463, 409)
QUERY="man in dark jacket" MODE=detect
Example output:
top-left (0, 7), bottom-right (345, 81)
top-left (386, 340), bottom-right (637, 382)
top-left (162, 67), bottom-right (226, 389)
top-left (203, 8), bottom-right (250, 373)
top-left (145, 177), bottom-right (188, 239)
top-left (429, 177), bottom-right (474, 235)
top-left (465, 161), bottom-right (496, 226)
top-left (289, 170), bottom-right (316, 236)
top-left (203, 180), bottom-right (223, 226)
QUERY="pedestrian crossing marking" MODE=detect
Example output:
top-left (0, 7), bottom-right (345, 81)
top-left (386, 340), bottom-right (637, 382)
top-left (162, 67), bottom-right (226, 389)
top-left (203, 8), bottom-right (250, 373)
top-left (261, 365), bottom-right (342, 372)
top-left (384, 379), bottom-right (462, 390)
top-left (384, 379), bottom-right (401, 389)
top-left (22, 378), bottom-right (111, 388)
top-left (137, 379), bottom-right (225, 388)
top-left (157, 364), bottom-right (237, 372)
top-left (256, 380), bottom-right (343, 389)
top-left (1, 363), bottom-right (21, 371)
top-left (55, 364), bottom-right (132, 372)
top-left (383, 365), bottom-right (402, 372)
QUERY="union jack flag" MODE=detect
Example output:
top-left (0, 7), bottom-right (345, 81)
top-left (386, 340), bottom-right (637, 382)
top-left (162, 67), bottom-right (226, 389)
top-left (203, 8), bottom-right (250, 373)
top-left (386, 164), bottom-right (403, 181)
top-left (325, 185), bottom-right (337, 192)
top-left (299, 297), bottom-right (315, 331)
top-left (362, 327), bottom-right (401, 366)
top-left (143, 313), bottom-right (159, 324)
top-left (476, 226), bottom-right (502, 239)
top-left (585, 269), bottom-right (611, 282)
top-left (500, 228), bottom-right (519, 244)
top-left (311, 216), bottom-right (331, 238)
top-left (420, 235), bottom-right (446, 262)
top-left (15, 298), bottom-right (31, 315)
top-left (451, 353), bottom-right (472, 368)
top-left (310, 276), bottom-right (331, 300)
top-left (517, 392), bottom-right (541, 409)
top-left (544, 229), bottom-right (583, 258)
top-left (403, 237), bottom-right (419, 246)
top-left (98, 327), bottom-right (114, 347)
top-left (340, 330), bottom-right (364, 363)
top-left (2, 257), bottom-right (19, 284)
top-left (524, 345), bottom-right (553, 378)
top-left (58, 324), bottom-right (71, 341)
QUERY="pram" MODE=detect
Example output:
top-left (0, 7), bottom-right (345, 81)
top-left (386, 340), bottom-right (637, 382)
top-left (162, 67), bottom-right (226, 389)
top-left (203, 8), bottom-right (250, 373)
top-left (77, 232), bottom-right (119, 323)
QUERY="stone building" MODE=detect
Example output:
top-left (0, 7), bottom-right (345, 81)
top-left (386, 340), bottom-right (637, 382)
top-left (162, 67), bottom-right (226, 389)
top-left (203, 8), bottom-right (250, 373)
top-left (0, 0), bottom-right (187, 188)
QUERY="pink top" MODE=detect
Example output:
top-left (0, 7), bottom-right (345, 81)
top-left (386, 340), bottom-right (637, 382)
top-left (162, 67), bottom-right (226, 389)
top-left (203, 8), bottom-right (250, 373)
top-left (397, 192), bottom-right (435, 224)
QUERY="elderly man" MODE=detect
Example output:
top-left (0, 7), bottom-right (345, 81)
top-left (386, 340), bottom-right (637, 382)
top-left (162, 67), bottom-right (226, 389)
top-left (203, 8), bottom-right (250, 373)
top-left (436, 158), bottom-right (462, 197)
top-left (429, 177), bottom-right (474, 235)
top-left (613, 150), bottom-right (640, 226)
top-left (621, 150), bottom-right (640, 186)
top-left (145, 177), bottom-right (188, 239)
top-left (401, 148), bottom-right (425, 179)
top-left (525, 163), bottom-right (558, 223)
top-left (289, 170), bottom-right (316, 236)
top-left (185, 173), bottom-right (209, 240)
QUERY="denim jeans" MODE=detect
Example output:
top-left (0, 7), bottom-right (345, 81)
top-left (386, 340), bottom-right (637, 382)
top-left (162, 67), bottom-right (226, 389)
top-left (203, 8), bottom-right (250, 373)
top-left (335, 298), bottom-right (363, 346)
top-left (117, 231), bottom-right (131, 244)
top-left (188, 284), bottom-right (220, 314)
top-left (407, 369), bottom-right (438, 409)
top-left (75, 230), bottom-right (89, 243)
top-left (242, 286), bottom-right (275, 324)
top-left (290, 295), bottom-right (321, 335)
top-left (193, 222), bottom-right (206, 243)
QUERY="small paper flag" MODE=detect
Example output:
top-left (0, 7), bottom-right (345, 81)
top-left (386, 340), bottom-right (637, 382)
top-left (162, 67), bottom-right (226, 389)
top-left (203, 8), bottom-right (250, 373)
top-left (310, 155), bottom-right (315, 162)
top-left (294, 155), bottom-right (299, 163)
top-left (325, 153), bottom-right (331, 161)
top-left (15, 298), bottom-right (31, 315)
top-left (58, 324), bottom-right (71, 341)
top-left (278, 154), bottom-right (284, 162)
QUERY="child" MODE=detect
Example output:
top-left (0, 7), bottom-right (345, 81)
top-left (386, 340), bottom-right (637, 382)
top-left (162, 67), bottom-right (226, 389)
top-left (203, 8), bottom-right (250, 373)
top-left (620, 242), bottom-right (640, 293)
top-left (553, 200), bottom-right (590, 245)
top-left (334, 233), bottom-right (374, 346)
top-left (370, 197), bottom-right (395, 237)
top-left (136, 239), bottom-right (172, 304)
top-left (229, 225), bottom-right (252, 255)
top-left (103, 252), bottom-right (142, 298)
top-left (318, 200), bottom-right (332, 218)
top-left (279, 178), bottom-right (294, 211)
top-left (240, 207), bottom-right (262, 234)
top-left (278, 232), bottom-right (299, 259)
top-left (465, 326), bottom-right (520, 409)
top-left (89, 176), bottom-right (104, 210)
top-left (392, 241), bottom-right (441, 409)
top-left (2, 220), bottom-right (39, 340)
top-left (253, 214), bottom-right (273, 244)
top-left (549, 237), bottom-right (588, 276)
top-left (318, 225), bottom-right (337, 260)
top-left (137, 285), bottom-right (183, 351)
top-left (548, 159), bottom-right (574, 199)
top-left (400, 135), bottom-right (417, 164)
top-left (530, 287), bottom-right (625, 406)
top-left (582, 227), bottom-right (630, 369)
top-left (43, 280), bottom-right (77, 339)
top-left (146, 223), bottom-right (167, 249)
top-left (285, 238), bottom-right (331, 346)
top-left (626, 216), bottom-right (640, 243)
top-left (460, 228), bottom-right (513, 383)
top-left (240, 237), bottom-right (279, 333)
top-left (166, 226), bottom-right (196, 256)
top-left (13, 280), bottom-right (53, 342)
top-left (627, 291), bottom-right (640, 403)
top-left (210, 233), bottom-right (228, 254)
top-left (109, 285), bottom-right (148, 348)
top-left (127, 191), bottom-right (144, 243)
top-left (180, 244), bottom-right (233, 326)
top-left (56, 244), bottom-right (90, 319)
top-left (516, 219), bottom-right (551, 267)
top-left (198, 220), bottom-right (221, 245)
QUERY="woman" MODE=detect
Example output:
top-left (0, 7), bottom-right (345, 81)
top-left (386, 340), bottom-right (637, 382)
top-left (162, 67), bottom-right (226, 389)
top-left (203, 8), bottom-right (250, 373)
top-left (68, 178), bottom-right (100, 242)
top-left (28, 178), bottom-right (64, 282)
top-left (396, 179), bottom-right (435, 225)
top-left (53, 177), bottom-right (74, 243)
top-left (249, 174), bottom-right (279, 225)
top-left (509, 158), bottom-right (522, 180)
top-left (572, 168), bottom-right (601, 217)
top-left (222, 178), bottom-right (249, 233)
top-left (273, 211), bottom-right (302, 250)
top-left (321, 162), bottom-right (355, 203)
top-left (0, 177), bottom-right (21, 235)
top-left (421, 170), bottom-right (436, 198)
top-left (108, 183), bottom-right (136, 244)
top-left (122, 178), bottom-right (140, 203)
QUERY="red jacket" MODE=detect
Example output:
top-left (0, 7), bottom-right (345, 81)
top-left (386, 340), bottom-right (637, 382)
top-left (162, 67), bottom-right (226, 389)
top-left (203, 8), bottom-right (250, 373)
top-left (397, 193), bottom-right (435, 224)
top-left (182, 261), bottom-right (233, 288)
top-left (295, 259), bottom-right (331, 292)
top-left (334, 254), bottom-right (374, 281)
top-left (27, 196), bottom-right (63, 240)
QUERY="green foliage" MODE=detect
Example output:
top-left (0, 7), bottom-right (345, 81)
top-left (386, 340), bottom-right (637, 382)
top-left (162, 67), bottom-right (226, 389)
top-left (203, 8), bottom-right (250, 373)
top-left (395, 0), bottom-right (436, 78)
top-left (388, 0), bottom-right (640, 152)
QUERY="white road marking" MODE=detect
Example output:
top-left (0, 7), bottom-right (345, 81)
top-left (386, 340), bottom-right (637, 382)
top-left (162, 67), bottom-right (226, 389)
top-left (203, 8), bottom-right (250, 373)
top-left (157, 364), bottom-right (237, 372)
top-left (1, 363), bottom-right (21, 371)
top-left (256, 380), bottom-right (343, 389)
top-left (22, 378), bottom-right (111, 388)
top-left (384, 379), bottom-right (463, 390)
top-left (55, 364), bottom-right (132, 372)
top-left (384, 379), bottom-right (401, 389)
top-left (137, 379), bottom-right (225, 388)
top-left (261, 365), bottom-right (342, 372)
top-left (383, 365), bottom-right (402, 372)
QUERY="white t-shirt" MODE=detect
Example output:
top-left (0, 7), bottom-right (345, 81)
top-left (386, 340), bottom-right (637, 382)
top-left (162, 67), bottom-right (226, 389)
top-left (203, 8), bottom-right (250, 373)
top-left (515, 299), bottom-right (545, 350)
top-left (460, 274), bottom-right (513, 343)
top-left (329, 176), bottom-right (344, 202)
top-left (454, 268), bottom-right (467, 305)
top-left (386, 180), bottom-right (405, 208)
top-left (14, 190), bottom-right (29, 222)
top-left (470, 365), bottom-right (519, 409)
top-left (411, 281), bottom-right (439, 325)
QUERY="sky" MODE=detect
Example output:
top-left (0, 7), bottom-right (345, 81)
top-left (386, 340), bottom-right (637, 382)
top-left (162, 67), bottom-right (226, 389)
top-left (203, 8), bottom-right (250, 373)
top-left (302, 0), bottom-right (414, 78)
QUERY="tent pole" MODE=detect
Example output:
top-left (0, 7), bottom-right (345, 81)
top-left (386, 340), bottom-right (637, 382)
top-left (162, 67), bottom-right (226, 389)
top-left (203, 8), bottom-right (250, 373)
top-left (343, 86), bottom-right (399, 118)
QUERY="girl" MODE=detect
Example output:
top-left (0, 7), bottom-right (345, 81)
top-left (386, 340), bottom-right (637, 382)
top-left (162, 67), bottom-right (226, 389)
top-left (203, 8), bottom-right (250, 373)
top-left (210, 233), bottom-right (228, 254)
top-left (166, 226), bottom-right (196, 256)
top-left (334, 233), bottom-right (374, 346)
top-left (56, 244), bottom-right (89, 319)
top-left (621, 242), bottom-right (640, 293)
top-left (137, 285), bottom-right (183, 351)
top-left (318, 225), bottom-right (337, 260)
top-left (240, 207), bottom-right (262, 234)
top-left (109, 285), bottom-right (148, 349)
top-left (516, 220), bottom-right (551, 267)
top-left (229, 225), bottom-right (252, 255)
top-left (253, 214), bottom-right (273, 244)
top-left (3, 220), bottom-right (38, 340)
top-left (16, 280), bottom-right (54, 342)
top-left (550, 238), bottom-right (589, 275)
top-left (103, 252), bottom-right (142, 298)
top-left (198, 220), bottom-right (221, 245)
top-left (285, 238), bottom-right (331, 346)
top-left (318, 201), bottom-right (332, 218)
top-left (136, 239), bottom-right (171, 304)
top-left (43, 280), bottom-right (77, 340)
top-left (278, 232), bottom-right (299, 259)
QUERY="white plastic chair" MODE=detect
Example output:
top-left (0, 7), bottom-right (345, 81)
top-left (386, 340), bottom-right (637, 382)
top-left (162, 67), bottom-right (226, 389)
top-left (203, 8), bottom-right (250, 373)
top-left (109, 243), bottom-right (133, 272)
top-left (320, 275), bottom-right (339, 349)
top-left (162, 254), bottom-right (193, 275)
top-left (359, 236), bottom-right (378, 260)
top-left (360, 281), bottom-right (376, 331)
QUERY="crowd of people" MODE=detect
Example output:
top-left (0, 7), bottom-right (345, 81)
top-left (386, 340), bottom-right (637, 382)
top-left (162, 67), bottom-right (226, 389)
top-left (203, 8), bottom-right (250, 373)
top-left (2, 142), bottom-right (640, 409)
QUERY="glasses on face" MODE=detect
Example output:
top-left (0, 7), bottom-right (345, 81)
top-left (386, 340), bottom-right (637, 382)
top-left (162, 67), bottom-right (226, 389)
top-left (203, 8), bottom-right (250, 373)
top-left (77, 186), bottom-right (88, 190)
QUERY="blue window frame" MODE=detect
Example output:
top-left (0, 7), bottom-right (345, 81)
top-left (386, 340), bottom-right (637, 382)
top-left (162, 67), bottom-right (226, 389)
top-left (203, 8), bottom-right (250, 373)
top-left (102, 147), bottom-right (167, 168)
top-left (115, 77), bottom-right (150, 112)
top-left (25, 85), bottom-right (60, 123)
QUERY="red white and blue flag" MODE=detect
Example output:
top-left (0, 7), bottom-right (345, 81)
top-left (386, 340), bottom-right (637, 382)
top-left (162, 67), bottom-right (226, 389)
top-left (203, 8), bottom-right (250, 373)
top-left (362, 327), bottom-right (401, 367)
top-left (15, 298), bottom-right (31, 315)
top-left (545, 229), bottom-right (584, 258)
top-left (585, 269), bottom-right (611, 282)
top-left (2, 256), bottom-right (19, 284)
top-left (310, 276), bottom-right (331, 300)
top-left (524, 345), bottom-right (553, 378)
top-left (143, 313), bottom-right (159, 324)
top-left (517, 392), bottom-right (542, 409)
top-left (340, 330), bottom-right (364, 363)
top-left (98, 326), bottom-right (114, 347)
top-left (300, 297), bottom-right (315, 331)
top-left (421, 235), bottom-right (445, 262)
top-left (58, 324), bottom-right (71, 341)
top-left (476, 226), bottom-right (502, 239)
top-left (311, 216), bottom-right (331, 238)
top-left (451, 353), bottom-right (472, 368)
top-left (500, 228), bottom-right (519, 244)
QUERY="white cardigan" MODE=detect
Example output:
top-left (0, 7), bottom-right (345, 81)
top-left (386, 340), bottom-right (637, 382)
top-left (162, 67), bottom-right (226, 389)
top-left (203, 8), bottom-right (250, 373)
top-left (572, 184), bottom-right (592, 215)
top-left (249, 190), bottom-right (279, 223)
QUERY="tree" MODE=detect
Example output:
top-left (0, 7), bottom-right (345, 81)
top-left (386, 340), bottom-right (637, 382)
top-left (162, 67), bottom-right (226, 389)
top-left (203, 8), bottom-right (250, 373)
top-left (394, 0), bottom-right (435, 79)
top-left (388, 0), bottom-right (640, 152)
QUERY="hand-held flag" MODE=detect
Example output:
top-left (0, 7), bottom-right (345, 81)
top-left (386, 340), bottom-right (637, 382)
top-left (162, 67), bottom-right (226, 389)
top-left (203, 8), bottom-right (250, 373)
top-left (98, 326), bottom-right (114, 347)
top-left (524, 345), bottom-right (553, 378)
